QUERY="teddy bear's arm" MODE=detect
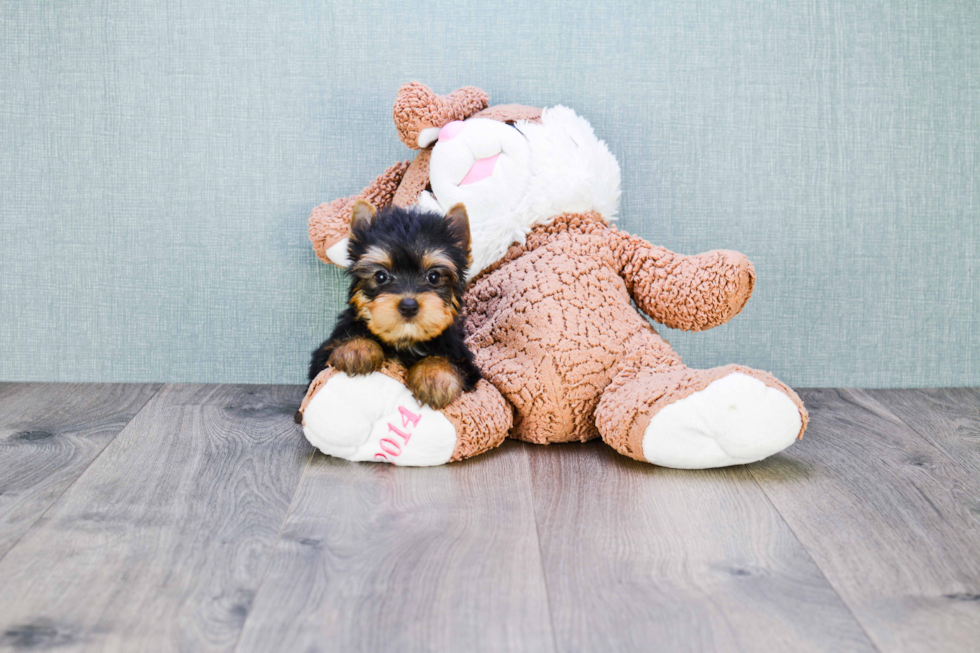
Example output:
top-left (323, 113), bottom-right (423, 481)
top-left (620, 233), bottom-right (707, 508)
top-left (308, 160), bottom-right (410, 265)
top-left (614, 231), bottom-right (756, 331)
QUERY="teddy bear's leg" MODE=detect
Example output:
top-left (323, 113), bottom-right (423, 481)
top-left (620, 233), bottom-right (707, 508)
top-left (595, 338), bottom-right (807, 468)
top-left (298, 363), bottom-right (512, 466)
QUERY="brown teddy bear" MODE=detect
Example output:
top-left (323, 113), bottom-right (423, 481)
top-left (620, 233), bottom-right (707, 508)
top-left (297, 82), bottom-right (808, 468)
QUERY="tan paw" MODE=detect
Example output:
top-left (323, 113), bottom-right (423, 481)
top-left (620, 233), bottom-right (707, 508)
top-left (328, 338), bottom-right (384, 376)
top-left (407, 357), bottom-right (463, 409)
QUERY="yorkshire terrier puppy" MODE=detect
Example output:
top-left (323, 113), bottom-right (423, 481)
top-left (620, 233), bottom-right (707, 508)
top-left (307, 199), bottom-right (481, 410)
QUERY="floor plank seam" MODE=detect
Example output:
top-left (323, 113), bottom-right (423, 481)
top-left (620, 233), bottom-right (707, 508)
top-left (230, 446), bottom-right (317, 653)
top-left (745, 465), bottom-right (884, 653)
top-left (524, 445), bottom-right (561, 653)
top-left (829, 389), bottom-right (979, 478)
top-left (855, 389), bottom-right (980, 486)
top-left (862, 388), bottom-right (970, 473)
top-left (0, 383), bottom-right (164, 568)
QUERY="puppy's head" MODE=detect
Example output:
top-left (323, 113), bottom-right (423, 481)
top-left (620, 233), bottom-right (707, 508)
top-left (346, 200), bottom-right (470, 348)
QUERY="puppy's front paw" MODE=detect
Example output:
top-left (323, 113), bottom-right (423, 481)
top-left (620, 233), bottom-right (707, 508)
top-left (407, 357), bottom-right (463, 409)
top-left (329, 338), bottom-right (384, 376)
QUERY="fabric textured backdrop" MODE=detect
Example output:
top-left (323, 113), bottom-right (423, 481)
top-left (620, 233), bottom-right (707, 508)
top-left (1, 0), bottom-right (977, 387)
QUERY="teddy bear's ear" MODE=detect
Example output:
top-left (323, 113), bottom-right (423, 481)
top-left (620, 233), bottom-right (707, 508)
top-left (393, 82), bottom-right (489, 149)
top-left (444, 203), bottom-right (471, 255)
top-left (349, 199), bottom-right (377, 237)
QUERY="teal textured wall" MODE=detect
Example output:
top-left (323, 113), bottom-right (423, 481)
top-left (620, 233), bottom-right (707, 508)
top-left (1, 0), bottom-right (977, 387)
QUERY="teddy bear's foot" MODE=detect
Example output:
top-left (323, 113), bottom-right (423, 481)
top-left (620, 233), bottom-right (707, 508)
top-left (596, 365), bottom-right (807, 469)
top-left (640, 372), bottom-right (804, 468)
top-left (298, 365), bottom-right (513, 466)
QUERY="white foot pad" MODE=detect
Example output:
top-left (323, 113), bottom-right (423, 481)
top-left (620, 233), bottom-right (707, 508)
top-left (642, 373), bottom-right (802, 469)
top-left (303, 372), bottom-right (457, 466)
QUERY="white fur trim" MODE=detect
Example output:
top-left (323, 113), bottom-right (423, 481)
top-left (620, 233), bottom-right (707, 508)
top-left (416, 190), bottom-right (442, 213)
top-left (417, 127), bottom-right (442, 148)
top-left (325, 238), bottom-right (351, 267)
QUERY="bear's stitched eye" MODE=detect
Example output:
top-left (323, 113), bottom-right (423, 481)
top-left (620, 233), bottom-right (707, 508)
top-left (426, 270), bottom-right (441, 285)
top-left (373, 270), bottom-right (390, 285)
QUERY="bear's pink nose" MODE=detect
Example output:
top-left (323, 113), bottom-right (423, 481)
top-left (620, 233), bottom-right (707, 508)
top-left (438, 120), bottom-right (465, 142)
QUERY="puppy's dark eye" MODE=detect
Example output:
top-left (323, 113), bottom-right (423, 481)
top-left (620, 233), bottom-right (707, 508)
top-left (426, 270), bottom-right (441, 285)
top-left (373, 270), bottom-right (390, 285)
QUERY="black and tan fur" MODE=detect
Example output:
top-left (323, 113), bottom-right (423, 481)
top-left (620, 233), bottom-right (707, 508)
top-left (306, 200), bottom-right (481, 410)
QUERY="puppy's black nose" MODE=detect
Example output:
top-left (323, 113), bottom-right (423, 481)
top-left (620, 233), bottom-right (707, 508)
top-left (398, 297), bottom-right (419, 318)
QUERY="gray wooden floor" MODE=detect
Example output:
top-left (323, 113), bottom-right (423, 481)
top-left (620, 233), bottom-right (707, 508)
top-left (0, 384), bottom-right (978, 652)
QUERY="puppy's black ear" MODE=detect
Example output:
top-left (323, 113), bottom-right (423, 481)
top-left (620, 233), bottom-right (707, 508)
top-left (349, 200), bottom-right (377, 238)
top-left (445, 203), bottom-right (470, 254)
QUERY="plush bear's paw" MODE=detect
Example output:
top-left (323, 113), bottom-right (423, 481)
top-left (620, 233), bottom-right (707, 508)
top-left (642, 372), bottom-right (803, 469)
top-left (302, 372), bottom-right (458, 466)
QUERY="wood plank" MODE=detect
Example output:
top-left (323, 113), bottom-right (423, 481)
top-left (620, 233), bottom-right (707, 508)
top-left (0, 383), bottom-right (160, 560)
top-left (749, 388), bottom-right (980, 652)
top-left (235, 441), bottom-right (556, 653)
top-left (867, 388), bottom-right (980, 477)
top-left (528, 440), bottom-right (875, 653)
top-left (0, 384), bottom-right (313, 653)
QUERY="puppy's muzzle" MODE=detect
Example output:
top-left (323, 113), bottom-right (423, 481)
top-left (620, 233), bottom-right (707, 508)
top-left (398, 297), bottom-right (420, 318)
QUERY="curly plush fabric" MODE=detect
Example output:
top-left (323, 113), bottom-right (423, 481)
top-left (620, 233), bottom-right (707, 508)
top-left (440, 379), bottom-right (514, 461)
top-left (613, 233), bottom-right (756, 331)
top-left (308, 160), bottom-right (409, 263)
top-left (463, 211), bottom-right (806, 449)
top-left (391, 149), bottom-right (430, 208)
top-left (393, 82), bottom-right (489, 149)
top-left (471, 104), bottom-right (542, 123)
